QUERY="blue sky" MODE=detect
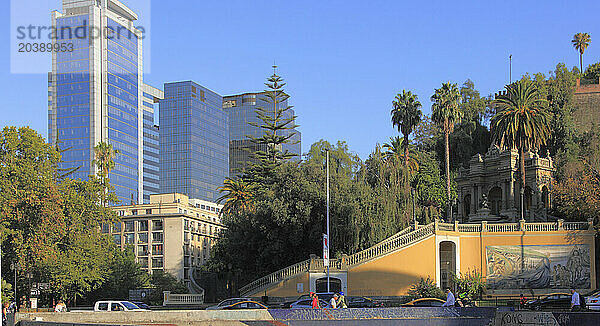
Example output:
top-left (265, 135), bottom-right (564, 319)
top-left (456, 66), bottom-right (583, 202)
top-left (1, 0), bottom-right (599, 159)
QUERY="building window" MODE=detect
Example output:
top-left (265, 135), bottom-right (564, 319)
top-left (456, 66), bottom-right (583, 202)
top-left (184, 232), bottom-right (190, 243)
top-left (124, 221), bottom-right (134, 232)
top-left (152, 220), bottom-right (163, 231)
top-left (112, 234), bottom-right (121, 245)
top-left (138, 245), bottom-right (149, 256)
top-left (139, 220), bottom-right (148, 232)
top-left (152, 232), bottom-right (163, 243)
top-left (124, 233), bottom-right (135, 244)
top-left (137, 256), bottom-right (148, 267)
top-left (152, 257), bottom-right (163, 268)
top-left (132, 210), bottom-right (138, 215)
top-left (101, 223), bottom-right (110, 233)
top-left (152, 244), bottom-right (163, 255)
top-left (146, 209), bottom-right (152, 214)
top-left (138, 233), bottom-right (148, 244)
top-left (184, 220), bottom-right (190, 231)
top-left (112, 222), bottom-right (121, 233)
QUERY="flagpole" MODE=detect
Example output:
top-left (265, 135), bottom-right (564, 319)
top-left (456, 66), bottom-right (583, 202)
top-left (326, 149), bottom-right (330, 293)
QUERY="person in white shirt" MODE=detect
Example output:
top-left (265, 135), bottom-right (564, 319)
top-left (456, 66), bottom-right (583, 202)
top-left (571, 289), bottom-right (581, 312)
top-left (442, 288), bottom-right (456, 307)
top-left (330, 294), bottom-right (338, 309)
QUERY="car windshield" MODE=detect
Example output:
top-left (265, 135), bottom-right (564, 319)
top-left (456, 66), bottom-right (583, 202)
top-left (122, 301), bottom-right (140, 310)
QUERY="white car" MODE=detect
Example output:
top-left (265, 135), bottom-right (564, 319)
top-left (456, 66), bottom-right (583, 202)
top-left (206, 298), bottom-right (251, 310)
top-left (94, 300), bottom-right (149, 312)
top-left (585, 290), bottom-right (600, 311)
top-left (290, 298), bottom-right (331, 309)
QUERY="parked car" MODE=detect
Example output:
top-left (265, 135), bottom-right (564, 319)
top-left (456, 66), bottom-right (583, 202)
top-left (206, 297), bottom-right (251, 310)
top-left (524, 293), bottom-right (571, 311)
top-left (289, 298), bottom-right (331, 309)
top-left (401, 298), bottom-right (445, 307)
top-left (347, 296), bottom-right (384, 308)
top-left (94, 301), bottom-right (149, 312)
top-left (131, 301), bottom-right (150, 310)
top-left (584, 290), bottom-right (600, 311)
top-left (222, 300), bottom-right (268, 310)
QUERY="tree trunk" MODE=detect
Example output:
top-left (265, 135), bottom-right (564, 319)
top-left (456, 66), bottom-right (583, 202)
top-left (444, 121), bottom-right (451, 220)
top-left (580, 53), bottom-right (583, 75)
top-left (519, 147), bottom-right (526, 221)
top-left (404, 134), bottom-right (411, 226)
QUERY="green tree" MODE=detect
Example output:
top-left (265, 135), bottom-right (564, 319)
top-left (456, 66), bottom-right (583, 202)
top-left (451, 269), bottom-right (485, 300)
top-left (491, 79), bottom-right (551, 220)
top-left (572, 33), bottom-right (591, 74)
top-left (1, 279), bottom-right (13, 304)
top-left (217, 178), bottom-right (257, 221)
top-left (146, 271), bottom-right (189, 306)
top-left (431, 82), bottom-right (462, 219)
top-left (583, 62), bottom-right (600, 82)
top-left (93, 141), bottom-right (120, 206)
top-left (382, 136), bottom-right (419, 175)
top-left (247, 69), bottom-right (299, 183)
top-left (407, 277), bottom-right (445, 300)
top-left (391, 90), bottom-right (423, 175)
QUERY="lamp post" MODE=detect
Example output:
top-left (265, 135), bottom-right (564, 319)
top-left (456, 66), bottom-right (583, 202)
top-left (326, 149), bottom-right (330, 293)
top-left (10, 262), bottom-right (20, 311)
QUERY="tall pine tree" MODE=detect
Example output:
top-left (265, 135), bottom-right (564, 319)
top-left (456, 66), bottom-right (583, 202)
top-left (246, 66), bottom-right (299, 183)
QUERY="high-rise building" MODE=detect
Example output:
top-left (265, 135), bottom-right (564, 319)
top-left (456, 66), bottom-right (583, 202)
top-left (223, 92), bottom-right (301, 176)
top-left (159, 81), bottom-right (229, 202)
top-left (142, 84), bottom-right (163, 203)
top-left (48, 0), bottom-right (144, 204)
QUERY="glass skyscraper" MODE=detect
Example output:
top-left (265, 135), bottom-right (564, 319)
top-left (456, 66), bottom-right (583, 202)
top-left (223, 92), bottom-right (301, 176)
top-left (142, 84), bottom-right (162, 203)
top-left (159, 81), bottom-right (229, 202)
top-left (48, 0), bottom-right (144, 204)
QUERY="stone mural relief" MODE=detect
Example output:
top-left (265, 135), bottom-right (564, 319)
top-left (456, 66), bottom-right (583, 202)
top-left (486, 245), bottom-right (591, 290)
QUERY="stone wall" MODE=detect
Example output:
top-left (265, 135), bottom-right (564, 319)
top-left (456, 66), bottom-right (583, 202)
top-left (573, 79), bottom-right (600, 131)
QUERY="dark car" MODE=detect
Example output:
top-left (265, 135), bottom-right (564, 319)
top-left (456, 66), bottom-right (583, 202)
top-left (401, 298), bottom-right (445, 307)
top-left (524, 293), bottom-right (571, 311)
top-left (279, 293), bottom-right (335, 308)
top-left (222, 300), bottom-right (268, 310)
top-left (348, 296), bottom-right (384, 308)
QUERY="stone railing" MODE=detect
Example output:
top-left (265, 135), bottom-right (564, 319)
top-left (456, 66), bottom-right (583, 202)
top-left (524, 222), bottom-right (558, 232)
top-left (344, 223), bottom-right (435, 268)
top-left (563, 221), bottom-right (590, 231)
top-left (486, 223), bottom-right (520, 233)
top-left (457, 224), bottom-right (482, 232)
top-left (162, 291), bottom-right (204, 306)
top-left (438, 222), bottom-right (455, 231)
top-left (189, 268), bottom-right (206, 301)
top-left (239, 259), bottom-right (311, 297)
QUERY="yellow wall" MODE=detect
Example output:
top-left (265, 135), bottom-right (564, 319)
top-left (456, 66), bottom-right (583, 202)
top-left (253, 229), bottom-right (596, 297)
top-left (347, 236), bottom-right (436, 296)
top-left (265, 273), bottom-right (310, 297)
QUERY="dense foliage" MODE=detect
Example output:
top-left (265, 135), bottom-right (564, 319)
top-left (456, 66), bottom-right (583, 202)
top-left (407, 277), bottom-right (445, 300)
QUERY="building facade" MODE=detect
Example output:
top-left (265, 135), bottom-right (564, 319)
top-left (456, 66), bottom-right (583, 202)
top-left (108, 193), bottom-right (225, 282)
top-left (454, 146), bottom-right (554, 222)
top-left (223, 92), bottom-right (301, 176)
top-left (49, 0), bottom-right (144, 204)
top-left (142, 84), bottom-right (163, 203)
top-left (159, 81), bottom-right (229, 202)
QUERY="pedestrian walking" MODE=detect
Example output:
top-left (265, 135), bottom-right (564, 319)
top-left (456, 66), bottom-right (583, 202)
top-left (54, 300), bottom-right (67, 312)
top-left (330, 294), bottom-right (338, 309)
top-left (519, 293), bottom-right (527, 310)
top-left (310, 292), bottom-right (320, 309)
top-left (2, 302), bottom-right (8, 326)
top-left (442, 288), bottom-right (455, 307)
top-left (336, 292), bottom-right (348, 308)
top-left (570, 289), bottom-right (581, 312)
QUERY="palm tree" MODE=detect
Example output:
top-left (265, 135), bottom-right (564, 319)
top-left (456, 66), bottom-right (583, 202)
top-left (491, 79), bottom-right (550, 221)
top-left (382, 136), bottom-right (419, 175)
top-left (93, 141), bottom-right (119, 206)
top-left (216, 178), bottom-right (257, 220)
top-left (391, 90), bottom-right (423, 172)
top-left (431, 82), bottom-right (462, 220)
top-left (572, 33), bottom-right (591, 74)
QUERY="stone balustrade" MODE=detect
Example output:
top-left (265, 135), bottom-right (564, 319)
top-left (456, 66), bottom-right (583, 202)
top-left (162, 291), bottom-right (205, 306)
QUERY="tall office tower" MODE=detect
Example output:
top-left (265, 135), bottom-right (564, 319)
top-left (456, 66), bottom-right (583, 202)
top-left (48, 0), bottom-right (144, 204)
top-left (223, 92), bottom-right (301, 176)
top-left (142, 84), bottom-right (163, 203)
top-left (159, 81), bottom-right (229, 202)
